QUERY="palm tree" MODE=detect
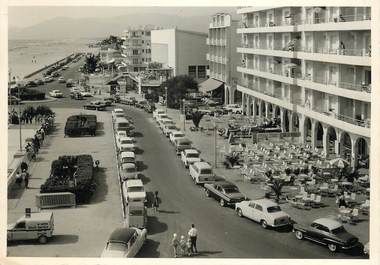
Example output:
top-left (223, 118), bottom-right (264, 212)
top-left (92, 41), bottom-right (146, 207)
top-left (267, 178), bottom-right (287, 203)
top-left (191, 110), bottom-right (205, 128)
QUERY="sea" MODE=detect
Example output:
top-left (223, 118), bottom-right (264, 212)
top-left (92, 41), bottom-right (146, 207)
top-left (8, 38), bottom-right (99, 79)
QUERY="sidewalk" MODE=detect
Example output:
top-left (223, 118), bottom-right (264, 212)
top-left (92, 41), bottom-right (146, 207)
top-left (162, 106), bottom-right (369, 245)
top-left (7, 107), bottom-right (123, 257)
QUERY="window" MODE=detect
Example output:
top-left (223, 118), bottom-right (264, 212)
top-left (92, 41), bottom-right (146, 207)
top-left (142, 58), bottom-right (145, 62)
top-left (317, 225), bottom-right (330, 233)
top-left (142, 40), bottom-right (144, 44)
top-left (255, 204), bottom-right (263, 211)
top-left (249, 202), bottom-right (255, 208)
top-left (198, 65), bottom-right (206, 79)
top-left (133, 49), bottom-right (139, 55)
top-left (146, 49), bottom-right (151, 54)
top-left (133, 58), bottom-right (139, 64)
top-left (146, 31), bottom-right (151, 36)
top-left (15, 221), bottom-right (26, 229)
top-left (188, 66), bottom-right (197, 78)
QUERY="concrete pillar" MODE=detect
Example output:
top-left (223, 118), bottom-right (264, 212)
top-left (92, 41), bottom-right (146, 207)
top-left (299, 115), bottom-right (305, 144)
top-left (242, 93), bottom-right (245, 110)
top-left (265, 102), bottom-right (270, 119)
top-left (289, 112), bottom-right (294, 132)
top-left (247, 96), bottom-right (252, 116)
top-left (335, 129), bottom-right (341, 156)
top-left (322, 125), bottom-right (329, 156)
top-left (350, 134), bottom-right (359, 168)
top-left (230, 87), bottom-right (236, 104)
top-left (252, 98), bottom-right (257, 118)
top-left (224, 87), bottom-right (228, 105)
top-left (280, 108), bottom-right (286, 133)
top-left (258, 100), bottom-right (263, 118)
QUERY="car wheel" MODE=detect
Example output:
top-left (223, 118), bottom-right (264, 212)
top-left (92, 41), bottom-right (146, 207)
top-left (220, 199), bottom-right (225, 207)
top-left (237, 208), bottom-right (243, 217)
top-left (328, 243), bottom-right (337, 252)
top-left (205, 189), bottom-right (210, 197)
top-left (38, 235), bottom-right (48, 244)
top-left (261, 220), bottom-right (268, 229)
top-left (295, 230), bottom-right (303, 240)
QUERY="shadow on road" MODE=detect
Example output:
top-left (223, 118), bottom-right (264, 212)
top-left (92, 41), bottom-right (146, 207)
top-left (138, 161), bottom-right (148, 171)
top-left (136, 239), bottom-right (160, 258)
top-left (133, 131), bottom-right (144, 138)
top-left (140, 174), bottom-right (151, 185)
top-left (91, 167), bottom-right (108, 203)
top-left (134, 147), bottom-right (144, 155)
top-left (147, 216), bottom-right (168, 235)
top-left (8, 234), bottom-right (79, 246)
top-left (95, 130), bottom-right (105, 137)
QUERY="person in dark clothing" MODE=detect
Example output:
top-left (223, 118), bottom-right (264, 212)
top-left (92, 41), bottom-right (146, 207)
top-left (153, 191), bottom-right (160, 213)
top-left (24, 170), bottom-right (30, 189)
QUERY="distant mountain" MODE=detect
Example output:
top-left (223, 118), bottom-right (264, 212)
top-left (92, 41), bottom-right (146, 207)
top-left (9, 14), bottom-right (215, 39)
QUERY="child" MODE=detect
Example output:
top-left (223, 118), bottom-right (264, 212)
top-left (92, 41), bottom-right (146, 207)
top-left (179, 235), bottom-right (186, 256)
top-left (186, 237), bottom-right (193, 256)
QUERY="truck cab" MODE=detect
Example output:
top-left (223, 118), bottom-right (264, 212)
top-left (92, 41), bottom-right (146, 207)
top-left (7, 212), bottom-right (54, 244)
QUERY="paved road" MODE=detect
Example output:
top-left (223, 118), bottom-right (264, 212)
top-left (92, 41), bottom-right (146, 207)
top-left (118, 105), bottom-right (364, 259)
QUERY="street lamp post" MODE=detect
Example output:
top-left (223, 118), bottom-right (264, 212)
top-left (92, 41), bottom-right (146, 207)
top-left (182, 99), bottom-right (186, 132)
top-left (165, 86), bottom-right (168, 113)
top-left (18, 84), bottom-right (22, 152)
top-left (214, 118), bottom-right (217, 168)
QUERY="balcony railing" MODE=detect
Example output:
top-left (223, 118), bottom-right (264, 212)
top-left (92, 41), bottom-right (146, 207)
top-left (339, 81), bottom-right (371, 93)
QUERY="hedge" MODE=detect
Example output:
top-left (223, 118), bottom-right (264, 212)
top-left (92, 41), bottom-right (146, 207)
top-left (11, 88), bottom-right (45, 101)
top-left (64, 115), bottom-right (97, 137)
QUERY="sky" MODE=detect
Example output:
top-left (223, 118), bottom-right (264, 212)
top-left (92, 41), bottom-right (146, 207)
top-left (8, 6), bottom-right (239, 28)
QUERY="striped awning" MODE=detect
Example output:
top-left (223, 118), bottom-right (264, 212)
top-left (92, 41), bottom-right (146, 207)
top-left (199, 78), bottom-right (223, 93)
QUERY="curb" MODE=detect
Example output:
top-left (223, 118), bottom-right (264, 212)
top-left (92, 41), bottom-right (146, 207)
top-left (22, 96), bottom-right (57, 104)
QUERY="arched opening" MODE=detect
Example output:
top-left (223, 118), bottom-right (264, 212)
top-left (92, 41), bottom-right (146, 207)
top-left (268, 104), bottom-right (273, 118)
top-left (326, 127), bottom-right (337, 158)
top-left (356, 138), bottom-right (369, 169)
top-left (340, 132), bottom-right (352, 163)
top-left (234, 90), bottom-right (242, 104)
top-left (261, 101), bottom-right (266, 118)
top-left (255, 101), bottom-right (260, 117)
top-left (283, 109), bottom-right (289, 132)
top-left (225, 87), bottom-right (230, 105)
top-left (304, 117), bottom-right (312, 145)
top-left (274, 106), bottom-right (281, 118)
top-left (315, 122), bottom-right (324, 149)
top-left (292, 113), bottom-right (300, 132)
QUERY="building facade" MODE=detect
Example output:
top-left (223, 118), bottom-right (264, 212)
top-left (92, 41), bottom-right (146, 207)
top-left (206, 13), bottom-right (240, 104)
top-left (151, 28), bottom-right (208, 81)
top-left (236, 6), bottom-right (371, 168)
top-left (122, 25), bottom-right (156, 72)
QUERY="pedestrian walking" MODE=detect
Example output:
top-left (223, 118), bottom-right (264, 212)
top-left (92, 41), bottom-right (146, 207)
top-left (24, 170), bottom-right (30, 189)
top-left (188, 224), bottom-right (198, 254)
top-left (153, 191), bottom-right (160, 213)
top-left (186, 237), bottom-right (193, 256)
top-left (15, 171), bottom-right (22, 187)
top-left (336, 193), bottom-right (347, 208)
top-left (171, 233), bottom-right (179, 258)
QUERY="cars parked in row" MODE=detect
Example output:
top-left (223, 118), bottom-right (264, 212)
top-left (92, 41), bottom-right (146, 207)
top-left (204, 181), bottom-right (246, 207)
top-left (123, 179), bottom-right (146, 204)
top-left (169, 131), bottom-right (185, 145)
top-left (181, 149), bottom-right (201, 168)
top-left (189, 161), bottom-right (216, 185)
top-left (120, 163), bottom-right (140, 181)
top-left (174, 138), bottom-right (192, 155)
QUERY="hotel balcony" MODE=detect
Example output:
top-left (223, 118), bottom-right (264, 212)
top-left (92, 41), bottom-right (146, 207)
top-left (237, 45), bottom-right (371, 66)
top-left (206, 38), bottom-right (210, 45)
top-left (237, 65), bottom-right (371, 102)
top-left (206, 53), bottom-right (210, 60)
top-left (207, 38), bottom-right (227, 46)
top-left (237, 81), bottom-right (370, 137)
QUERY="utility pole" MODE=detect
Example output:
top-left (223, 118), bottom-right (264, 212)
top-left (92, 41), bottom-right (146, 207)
top-left (165, 86), bottom-right (168, 113)
top-left (214, 119), bottom-right (217, 168)
top-left (18, 82), bottom-right (22, 152)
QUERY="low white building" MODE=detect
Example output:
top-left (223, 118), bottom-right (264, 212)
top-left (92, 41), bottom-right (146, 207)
top-left (151, 28), bottom-right (208, 82)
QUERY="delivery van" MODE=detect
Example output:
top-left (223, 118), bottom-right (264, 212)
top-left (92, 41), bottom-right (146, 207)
top-left (7, 211), bottom-right (54, 244)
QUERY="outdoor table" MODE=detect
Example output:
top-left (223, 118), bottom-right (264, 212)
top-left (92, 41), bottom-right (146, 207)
top-left (339, 208), bottom-right (352, 215)
top-left (331, 178), bottom-right (339, 183)
top-left (295, 195), bottom-right (303, 200)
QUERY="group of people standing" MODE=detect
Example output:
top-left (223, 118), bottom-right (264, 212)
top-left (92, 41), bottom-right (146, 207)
top-left (15, 162), bottom-right (31, 189)
top-left (171, 224), bottom-right (198, 258)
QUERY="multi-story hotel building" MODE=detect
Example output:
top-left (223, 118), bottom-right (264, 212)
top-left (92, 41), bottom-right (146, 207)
top-left (236, 6), bottom-right (371, 168)
top-left (122, 25), bottom-right (156, 72)
top-left (203, 13), bottom-right (240, 103)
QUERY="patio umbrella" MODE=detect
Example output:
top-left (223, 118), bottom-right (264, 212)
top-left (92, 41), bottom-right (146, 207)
top-left (329, 158), bottom-right (349, 168)
top-left (284, 63), bottom-right (298, 68)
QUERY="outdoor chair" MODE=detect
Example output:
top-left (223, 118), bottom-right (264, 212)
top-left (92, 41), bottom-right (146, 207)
top-left (328, 185), bottom-right (339, 197)
top-left (360, 199), bottom-right (370, 215)
top-left (312, 195), bottom-right (322, 208)
top-left (349, 208), bottom-right (360, 224)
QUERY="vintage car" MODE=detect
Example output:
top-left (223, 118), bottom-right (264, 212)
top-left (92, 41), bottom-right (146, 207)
top-left (117, 137), bottom-right (135, 152)
top-left (101, 227), bottom-right (147, 258)
top-left (293, 218), bottom-right (360, 252)
top-left (112, 108), bottom-right (125, 120)
top-left (181, 149), bottom-right (201, 168)
top-left (174, 138), bottom-right (192, 155)
top-left (127, 201), bottom-right (147, 229)
top-left (169, 131), bottom-right (185, 145)
top-left (204, 181), bottom-right (246, 207)
top-left (49, 89), bottom-right (63, 98)
top-left (122, 179), bottom-right (146, 203)
top-left (80, 90), bottom-right (93, 97)
top-left (116, 130), bottom-right (127, 143)
top-left (158, 118), bottom-right (175, 131)
top-left (120, 163), bottom-right (139, 181)
top-left (119, 152), bottom-right (136, 167)
top-left (189, 161), bottom-right (216, 185)
top-left (83, 100), bottom-right (107, 111)
top-left (223, 104), bottom-right (243, 114)
top-left (58, 77), bottom-right (66, 83)
top-left (235, 199), bottom-right (291, 229)
top-left (153, 109), bottom-right (166, 120)
top-left (163, 124), bottom-right (178, 137)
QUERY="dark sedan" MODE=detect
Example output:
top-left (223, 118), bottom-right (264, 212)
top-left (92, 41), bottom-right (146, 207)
top-left (293, 218), bottom-right (360, 253)
top-left (204, 181), bottom-right (246, 207)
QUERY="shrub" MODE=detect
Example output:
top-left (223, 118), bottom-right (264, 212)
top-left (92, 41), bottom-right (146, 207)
top-left (11, 88), bottom-right (45, 100)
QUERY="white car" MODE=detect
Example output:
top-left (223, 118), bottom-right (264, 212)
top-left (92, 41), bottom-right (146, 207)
top-left (116, 130), bottom-right (127, 142)
top-left (120, 151), bottom-right (136, 166)
top-left (163, 124), bottom-right (178, 137)
top-left (181, 149), bottom-right (201, 168)
top-left (58, 77), bottom-right (65, 83)
top-left (49, 90), bottom-right (63, 98)
top-left (123, 179), bottom-right (146, 203)
top-left (112, 108), bottom-right (125, 121)
top-left (44, 76), bottom-right (53, 82)
top-left (153, 109), bottom-right (166, 120)
top-left (156, 113), bottom-right (169, 124)
top-left (118, 137), bottom-right (135, 152)
top-left (235, 199), bottom-right (291, 229)
top-left (120, 163), bottom-right (139, 181)
top-left (224, 104), bottom-right (243, 114)
top-left (169, 131), bottom-right (185, 145)
top-left (70, 87), bottom-right (81, 93)
top-left (189, 161), bottom-right (216, 184)
top-left (101, 227), bottom-right (147, 258)
top-left (159, 118), bottom-right (175, 131)
top-left (80, 90), bottom-right (92, 97)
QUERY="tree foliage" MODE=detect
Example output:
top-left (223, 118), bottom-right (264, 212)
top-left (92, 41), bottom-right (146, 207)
top-left (267, 177), bottom-right (287, 203)
top-left (159, 75), bottom-right (198, 109)
top-left (191, 110), bottom-right (205, 128)
top-left (83, 53), bottom-right (100, 74)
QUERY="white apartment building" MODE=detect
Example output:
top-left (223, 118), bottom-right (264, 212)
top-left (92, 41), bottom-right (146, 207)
top-left (203, 13), bottom-right (240, 103)
top-left (122, 25), bottom-right (156, 72)
top-left (236, 6), bottom-right (371, 168)
top-left (151, 28), bottom-right (208, 81)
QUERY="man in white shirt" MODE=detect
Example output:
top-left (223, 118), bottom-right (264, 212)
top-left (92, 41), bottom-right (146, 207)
top-left (188, 224), bottom-right (198, 253)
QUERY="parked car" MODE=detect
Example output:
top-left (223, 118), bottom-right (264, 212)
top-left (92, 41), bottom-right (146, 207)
top-left (204, 181), bottom-right (246, 207)
top-left (83, 101), bottom-right (107, 111)
top-left (189, 161), bottom-right (216, 185)
top-left (293, 218), bottom-right (360, 252)
top-left (127, 201), bottom-right (147, 229)
top-left (144, 102), bottom-right (155, 113)
top-left (163, 124), bottom-right (178, 137)
top-left (120, 163), bottom-right (139, 181)
top-left (174, 138), bottom-right (192, 155)
top-left (44, 76), bottom-right (54, 83)
top-left (8, 96), bottom-right (21, 105)
top-left (66, 79), bottom-right (74, 87)
top-left (101, 227), bottom-right (147, 257)
top-left (35, 79), bottom-right (44, 85)
top-left (112, 108), bottom-right (125, 121)
top-left (159, 118), bottom-right (175, 131)
top-left (153, 109), bottom-right (166, 120)
top-left (49, 90), bottom-right (63, 98)
top-left (155, 113), bottom-right (169, 124)
top-left (135, 100), bottom-right (147, 109)
top-left (181, 149), bottom-right (201, 168)
top-left (119, 151), bottom-right (136, 167)
top-left (118, 137), bottom-right (136, 152)
top-left (58, 77), bottom-right (66, 83)
top-left (52, 72), bottom-right (60, 77)
top-left (115, 130), bottom-right (128, 143)
top-left (169, 131), bottom-right (185, 145)
top-left (223, 104), bottom-right (243, 114)
top-left (80, 90), bottom-right (92, 97)
top-left (70, 92), bottom-right (83, 100)
top-left (235, 199), bottom-right (291, 229)
top-left (123, 179), bottom-right (146, 203)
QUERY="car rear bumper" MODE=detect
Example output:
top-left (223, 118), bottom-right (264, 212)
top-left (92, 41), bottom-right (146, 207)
top-left (340, 242), bottom-right (361, 250)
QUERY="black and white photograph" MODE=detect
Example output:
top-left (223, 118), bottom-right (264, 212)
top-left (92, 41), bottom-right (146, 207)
top-left (1, 0), bottom-right (379, 263)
